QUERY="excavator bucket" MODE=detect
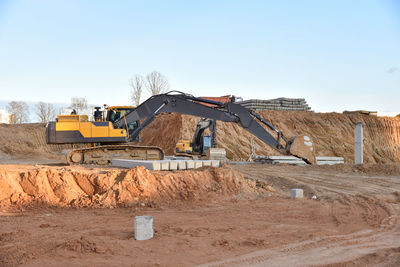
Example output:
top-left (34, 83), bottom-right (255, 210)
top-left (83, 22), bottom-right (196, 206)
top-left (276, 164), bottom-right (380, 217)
top-left (287, 135), bottom-right (317, 164)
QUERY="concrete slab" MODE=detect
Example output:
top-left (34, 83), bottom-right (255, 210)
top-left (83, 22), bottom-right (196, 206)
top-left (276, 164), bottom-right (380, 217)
top-left (202, 160), bottom-right (212, 167)
top-left (159, 161), bottom-right (169, 171)
top-left (112, 159), bottom-right (161, 171)
top-left (316, 156), bottom-right (345, 161)
top-left (317, 160), bottom-right (345, 165)
top-left (113, 159), bottom-right (223, 171)
top-left (176, 161), bottom-right (187, 170)
top-left (253, 155), bottom-right (344, 166)
top-left (211, 160), bottom-right (220, 167)
top-left (267, 156), bottom-right (300, 160)
top-left (207, 148), bottom-right (226, 161)
top-left (193, 160), bottom-right (203, 169)
top-left (168, 161), bottom-right (178, 170)
top-left (186, 160), bottom-right (195, 169)
top-left (290, 188), bottom-right (304, 199)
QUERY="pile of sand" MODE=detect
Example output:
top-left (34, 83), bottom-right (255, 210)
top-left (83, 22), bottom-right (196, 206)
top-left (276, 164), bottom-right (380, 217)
top-left (0, 123), bottom-right (67, 160)
top-left (0, 165), bottom-right (270, 209)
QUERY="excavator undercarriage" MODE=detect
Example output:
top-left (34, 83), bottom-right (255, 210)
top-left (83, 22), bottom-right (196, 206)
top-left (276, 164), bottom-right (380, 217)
top-left (66, 145), bottom-right (164, 165)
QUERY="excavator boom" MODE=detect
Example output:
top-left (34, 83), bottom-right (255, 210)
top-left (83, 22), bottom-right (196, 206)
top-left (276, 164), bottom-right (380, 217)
top-left (114, 91), bottom-right (316, 164)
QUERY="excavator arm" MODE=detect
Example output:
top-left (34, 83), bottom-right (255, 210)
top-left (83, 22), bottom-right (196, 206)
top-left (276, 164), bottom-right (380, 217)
top-left (114, 91), bottom-right (316, 164)
top-left (191, 118), bottom-right (217, 153)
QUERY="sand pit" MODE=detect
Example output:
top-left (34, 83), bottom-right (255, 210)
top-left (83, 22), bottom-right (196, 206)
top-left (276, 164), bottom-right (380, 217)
top-left (0, 165), bottom-right (270, 209)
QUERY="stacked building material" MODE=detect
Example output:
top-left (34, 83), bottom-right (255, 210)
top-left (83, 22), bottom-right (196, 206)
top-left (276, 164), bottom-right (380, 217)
top-left (250, 156), bottom-right (345, 165)
top-left (237, 97), bottom-right (311, 111)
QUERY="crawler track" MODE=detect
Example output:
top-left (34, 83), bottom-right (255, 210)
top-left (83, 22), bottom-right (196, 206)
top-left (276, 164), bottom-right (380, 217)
top-left (66, 145), bottom-right (164, 165)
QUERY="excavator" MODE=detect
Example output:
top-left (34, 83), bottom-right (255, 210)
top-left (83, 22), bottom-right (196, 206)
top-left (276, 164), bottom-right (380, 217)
top-left (46, 91), bottom-right (316, 165)
top-left (175, 118), bottom-right (217, 156)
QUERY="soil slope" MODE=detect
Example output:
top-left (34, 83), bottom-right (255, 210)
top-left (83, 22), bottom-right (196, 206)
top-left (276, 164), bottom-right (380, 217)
top-left (139, 111), bottom-right (400, 163)
top-left (0, 123), bottom-right (67, 161)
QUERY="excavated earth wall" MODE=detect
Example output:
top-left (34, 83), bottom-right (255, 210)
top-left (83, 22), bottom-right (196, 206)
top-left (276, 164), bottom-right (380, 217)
top-left (139, 111), bottom-right (400, 163)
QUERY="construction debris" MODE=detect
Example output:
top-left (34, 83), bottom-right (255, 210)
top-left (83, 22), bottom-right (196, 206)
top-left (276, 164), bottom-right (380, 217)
top-left (251, 156), bottom-right (345, 165)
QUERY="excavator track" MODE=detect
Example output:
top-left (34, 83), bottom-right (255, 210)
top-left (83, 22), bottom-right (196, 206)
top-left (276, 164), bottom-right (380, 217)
top-left (66, 145), bottom-right (164, 165)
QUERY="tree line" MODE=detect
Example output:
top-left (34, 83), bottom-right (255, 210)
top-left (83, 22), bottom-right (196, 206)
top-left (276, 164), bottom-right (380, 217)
top-left (5, 97), bottom-right (88, 124)
top-left (4, 70), bottom-right (169, 124)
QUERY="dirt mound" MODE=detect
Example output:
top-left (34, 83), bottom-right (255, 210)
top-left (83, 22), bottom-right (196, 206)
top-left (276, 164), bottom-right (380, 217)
top-left (0, 165), bottom-right (269, 209)
top-left (0, 123), bottom-right (67, 160)
top-left (139, 111), bottom-right (400, 163)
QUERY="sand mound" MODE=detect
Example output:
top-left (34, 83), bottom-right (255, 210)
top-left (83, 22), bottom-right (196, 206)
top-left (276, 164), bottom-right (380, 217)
top-left (139, 111), bottom-right (400, 163)
top-left (0, 165), bottom-right (268, 209)
top-left (0, 123), bottom-right (67, 160)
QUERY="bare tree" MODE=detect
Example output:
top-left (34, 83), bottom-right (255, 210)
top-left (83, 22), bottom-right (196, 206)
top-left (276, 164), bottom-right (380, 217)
top-left (35, 102), bottom-right (55, 123)
top-left (145, 71), bottom-right (169, 95)
top-left (71, 97), bottom-right (88, 114)
top-left (7, 101), bottom-right (29, 124)
top-left (129, 75), bottom-right (144, 106)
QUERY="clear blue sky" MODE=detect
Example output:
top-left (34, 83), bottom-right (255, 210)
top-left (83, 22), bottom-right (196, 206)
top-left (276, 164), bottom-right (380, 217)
top-left (0, 0), bottom-right (399, 112)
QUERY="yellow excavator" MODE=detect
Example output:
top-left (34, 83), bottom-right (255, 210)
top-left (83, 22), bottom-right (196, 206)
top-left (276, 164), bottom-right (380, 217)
top-left (46, 105), bottom-right (164, 164)
top-left (46, 91), bottom-right (316, 165)
top-left (175, 118), bottom-right (217, 157)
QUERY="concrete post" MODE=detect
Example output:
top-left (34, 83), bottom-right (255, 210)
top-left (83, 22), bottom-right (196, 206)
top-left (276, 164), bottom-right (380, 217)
top-left (354, 122), bottom-right (363, 164)
top-left (134, 216), bottom-right (154, 240)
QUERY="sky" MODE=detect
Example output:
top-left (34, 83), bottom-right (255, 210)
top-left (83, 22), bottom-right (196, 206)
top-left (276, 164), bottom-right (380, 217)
top-left (0, 0), bottom-right (399, 114)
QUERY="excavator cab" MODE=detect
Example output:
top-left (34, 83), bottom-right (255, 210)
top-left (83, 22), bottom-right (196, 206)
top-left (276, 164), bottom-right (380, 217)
top-left (105, 106), bottom-right (140, 141)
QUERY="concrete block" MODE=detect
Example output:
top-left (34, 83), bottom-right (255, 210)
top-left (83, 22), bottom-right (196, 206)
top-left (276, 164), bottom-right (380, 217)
top-left (290, 188), bottom-right (304, 199)
top-left (211, 160), bottom-right (220, 167)
top-left (176, 161), bottom-right (187, 170)
top-left (193, 160), bottom-right (203, 169)
top-left (186, 160), bottom-right (195, 169)
top-left (112, 159), bottom-right (161, 171)
top-left (202, 160), bottom-right (212, 167)
top-left (267, 156), bottom-right (299, 160)
top-left (316, 156), bottom-right (344, 161)
top-left (168, 161), bottom-right (178, 170)
top-left (207, 148), bottom-right (226, 161)
top-left (317, 160), bottom-right (344, 165)
top-left (134, 216), bottom-right (154, 240)
top-left (159, 161), bottom-right (169, 171)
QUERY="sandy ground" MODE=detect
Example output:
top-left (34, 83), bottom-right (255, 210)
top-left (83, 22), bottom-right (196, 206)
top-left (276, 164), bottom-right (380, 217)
top-left (1, 163), bottom-right (400, 266)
